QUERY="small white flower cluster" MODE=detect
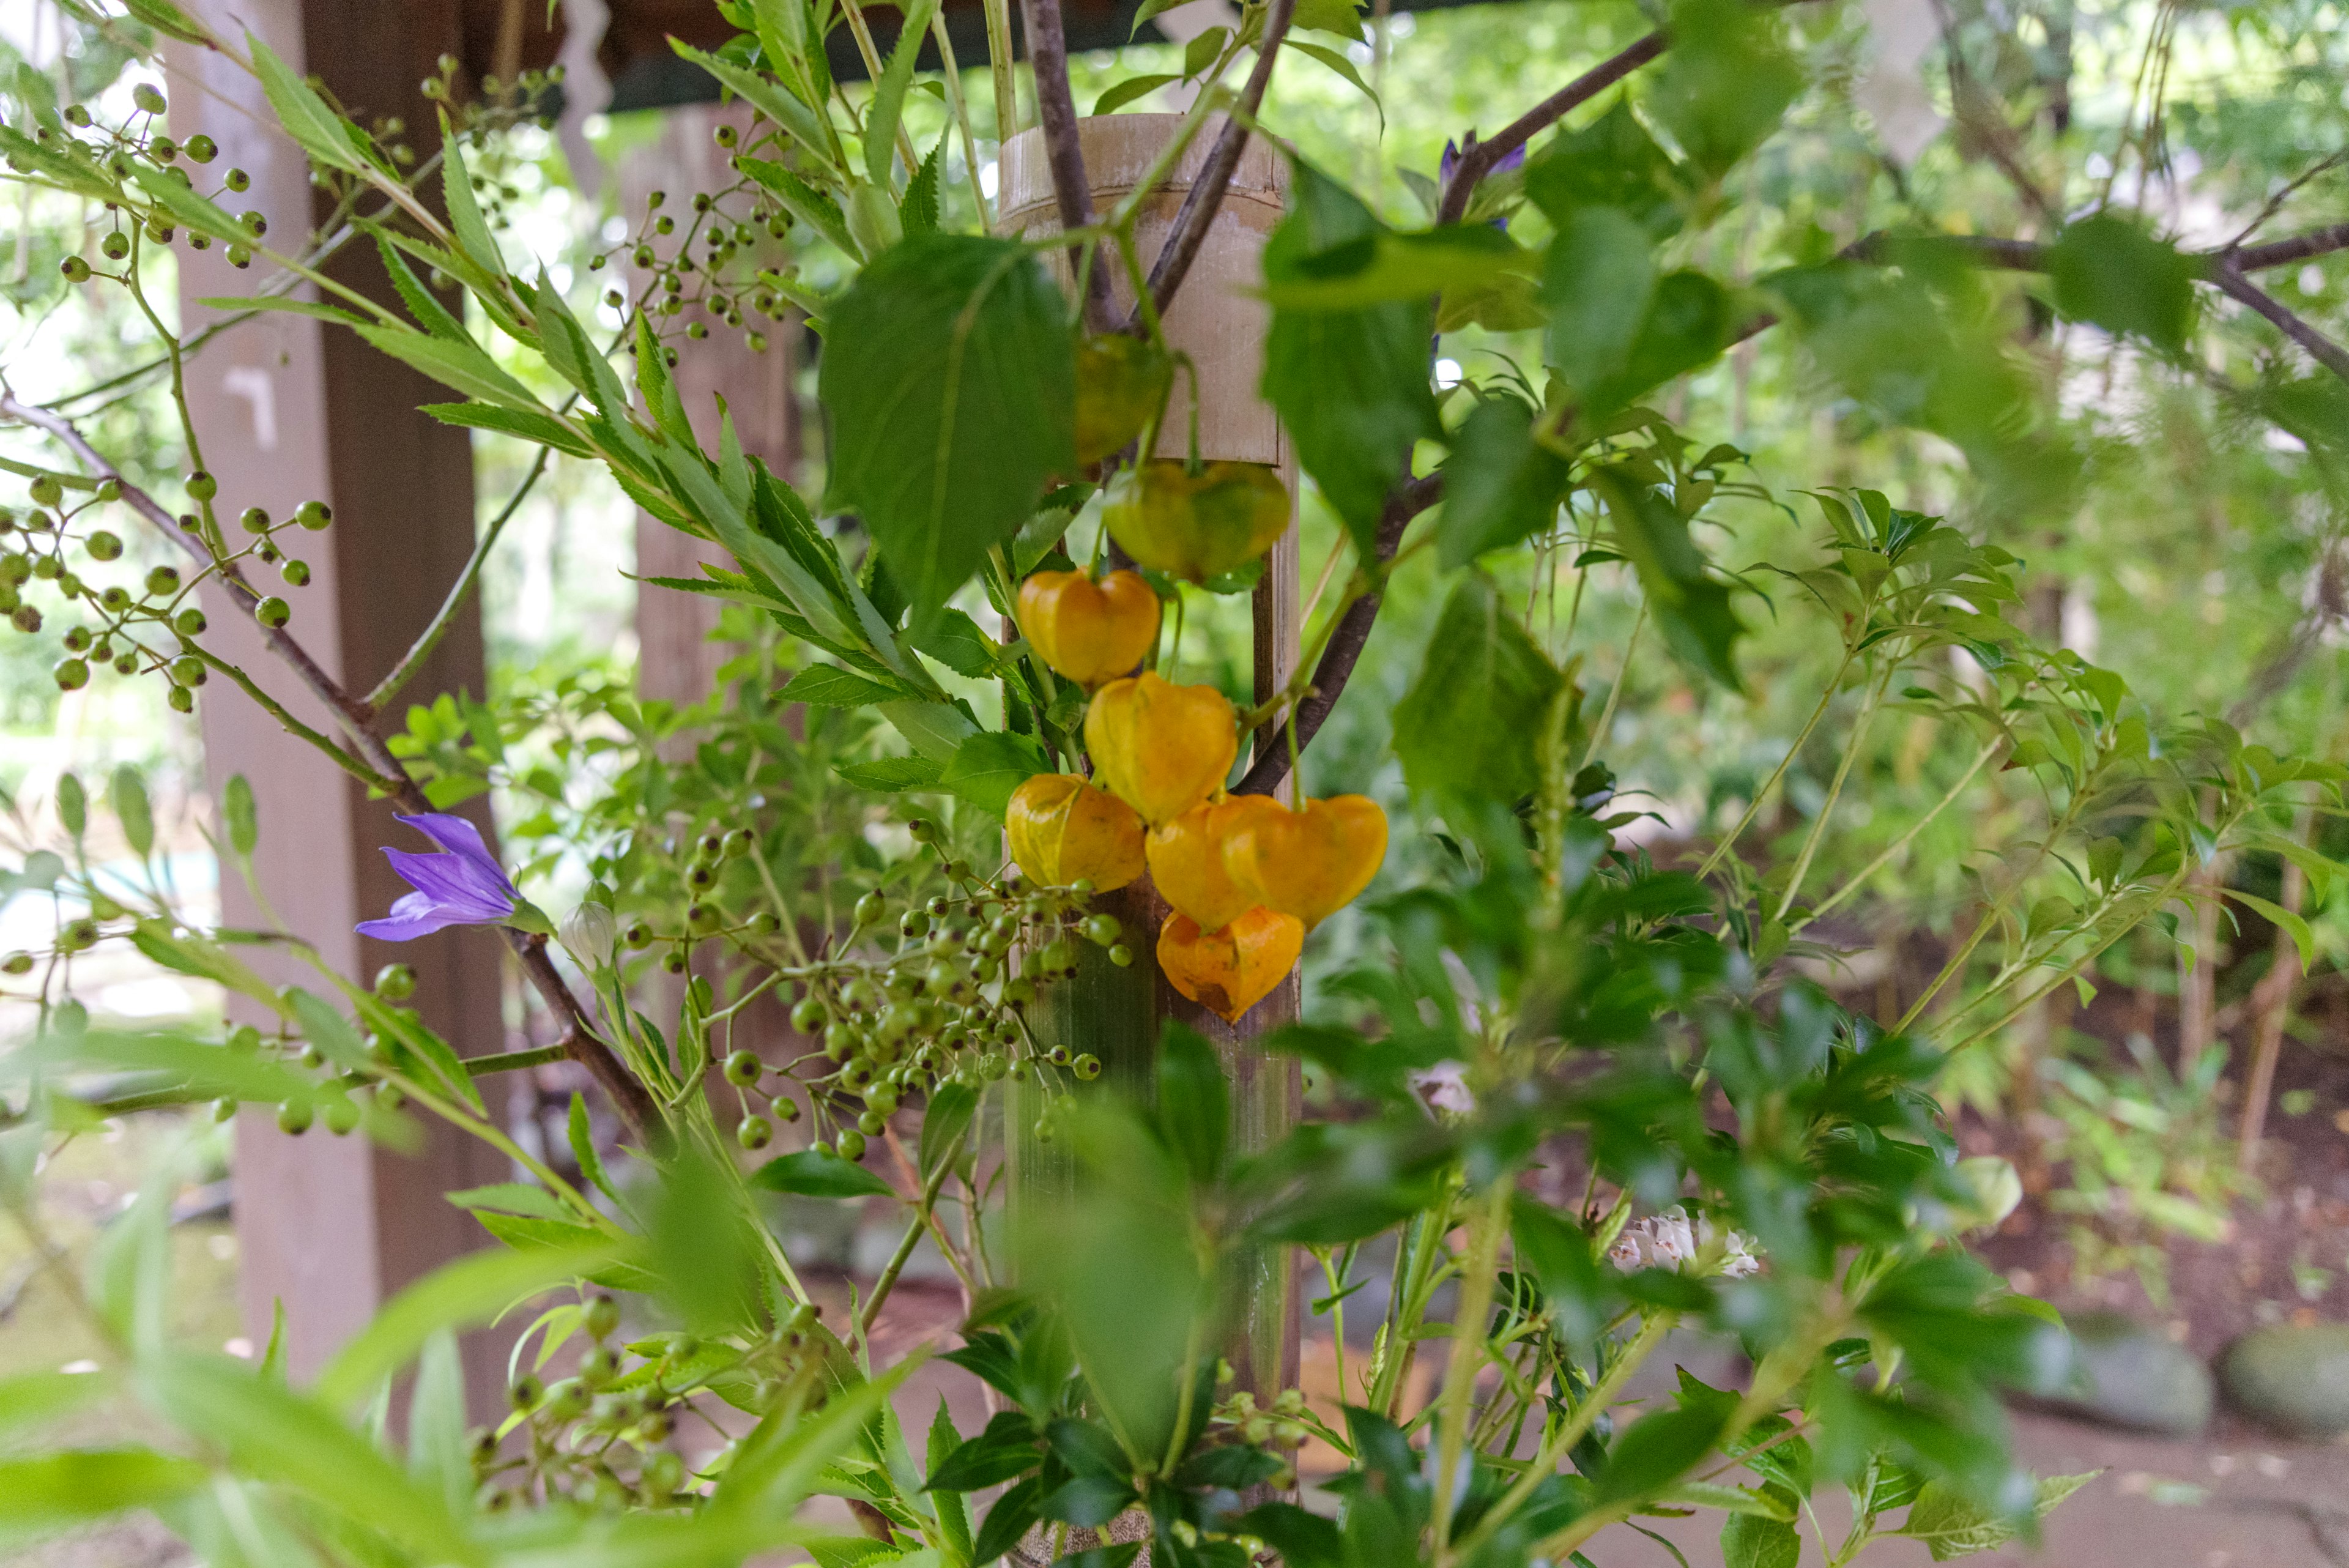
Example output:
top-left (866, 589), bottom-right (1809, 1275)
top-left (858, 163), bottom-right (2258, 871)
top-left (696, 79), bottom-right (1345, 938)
top-left (1606, 1208), bottom-right (1762, 1279)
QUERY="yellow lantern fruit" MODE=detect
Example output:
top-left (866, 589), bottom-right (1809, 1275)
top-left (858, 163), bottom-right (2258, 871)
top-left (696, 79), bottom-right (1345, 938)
top-left (1222, 794), bottom-right (1389, 930)
top-left (1156, 906), bottom-right (1304, 1024)
top-left (1104, 459), bottom-right (1290, 583)
top-left (1015, 569), bottom-right (1160, 688)
top-left (1083, 671), bottom-right (1238, 826)
top-left (1005, 773), bottom-right (1145, 891)
top-left (1147, 794), bottom-right (1283, 933)
top-left (1075, 334), bottom-right (1174, 465)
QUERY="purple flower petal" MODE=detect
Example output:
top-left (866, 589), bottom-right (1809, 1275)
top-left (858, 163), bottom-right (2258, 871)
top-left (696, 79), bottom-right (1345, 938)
top-left (356, 813), bottom-right (521, 942)
top-left (356, 891), bottom-right (467, 942)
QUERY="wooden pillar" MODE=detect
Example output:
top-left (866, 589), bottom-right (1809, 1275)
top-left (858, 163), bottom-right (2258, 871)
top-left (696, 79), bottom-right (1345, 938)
top-left (168, 0), bottom-right (515, 1394)
top-left (998, 117), bottom-right (1302, 1397)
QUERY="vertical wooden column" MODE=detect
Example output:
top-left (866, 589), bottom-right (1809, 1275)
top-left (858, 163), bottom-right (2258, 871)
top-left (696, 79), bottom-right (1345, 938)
top-left (168, 0), bottom-right (514, 1393)
top-left (998, 117), bottom-right (1302, 1397)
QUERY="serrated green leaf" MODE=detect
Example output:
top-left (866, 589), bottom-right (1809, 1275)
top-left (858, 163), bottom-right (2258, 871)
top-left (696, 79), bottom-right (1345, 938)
top-left (247, 34), bottom-right (368, 172)
top-left (938, 731), bottom-right (1049, 817)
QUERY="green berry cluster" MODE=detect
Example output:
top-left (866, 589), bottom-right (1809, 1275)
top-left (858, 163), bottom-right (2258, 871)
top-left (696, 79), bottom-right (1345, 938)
top-left (484, 1291), bottom-right (823, 1510)
top-left (1, 477), bottom-right (325, 712)
top-left (648, 813), bottom-right (1116, 1162)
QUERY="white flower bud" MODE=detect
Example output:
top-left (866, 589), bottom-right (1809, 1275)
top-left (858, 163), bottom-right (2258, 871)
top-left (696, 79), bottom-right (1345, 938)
top-left (560, 901), bottom-right (618, 968)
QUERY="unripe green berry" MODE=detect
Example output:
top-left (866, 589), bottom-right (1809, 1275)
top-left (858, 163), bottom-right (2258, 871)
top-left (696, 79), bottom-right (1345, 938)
top-left (1, 952), bottom-right (32, 975)
top-left (899, 909), bottom-right (929, 939)
top-left (212, 1096), bottom-right (237, 1123)
top-left (13, 606), bottom-right (43, 634)
top-left (295, 500), bottom-right (332, 530)
top-left (169, 655), bottom-right (207, 686)
top-left (53, 657), bottom-right (88, 691)
top-left (113, 653), bottom-right (138, 676)
top-left (374, 963), bottom-right (417, 1000)
top-left (184, 470), bottom-right (217, 502)
top-left (774, 1094), bottom-right (803, 1123)
top-left (132, 83), bottom-right (167, 115)
top-left (144, 565), bottom-right (179, 596)
top-left (280, 558), bottom-right (311, 587)
top-left (184, 133), bottom-right (216, 163)
top-left (854, 890), bottom-right (886, 927)
top-left (1073, 1053), bottom-right (1102, 1080)
top-left (1108, 943), bottom-right (1135, 967)
top-left (277, 1098), bottom-right (313, 1135)
top-left (836, 1129), bottom-right (867, 1161)
top-left (323, 1098), bottom-right (360, 1135)
top-left (167, 685), bottom-right (193, 713)
top-left (254, 596), bottom-right (289, 628)
top-left (176, 608), bottom-right (207, 635)
top-left (686, 902), bottom-right (718, 933)
top-left (101, 231), bottom-right (129, 260)
top-left (623, 921), bottom-right (651, 948)
top-left (722, 1049), bottom-right (762, 1086)
top-left (791, 996), bottom-right (828, 1033)
top-left (226, 243), bottom-right (251, 269)
top-left (239, 505), bottom-right (270, 533)
top-left (737, 1114), bottom-right (773, 1150)
top-left (59, 256), bottom-right (91, 282)
top-left (225, 166), bottom-right (251, 193)
top-left (585, 1294), bottom-right (622, 1339)
top-left (1082, 914), bottom-right (1122, 946)
top-left (85, 529), bottom-right (121, 560)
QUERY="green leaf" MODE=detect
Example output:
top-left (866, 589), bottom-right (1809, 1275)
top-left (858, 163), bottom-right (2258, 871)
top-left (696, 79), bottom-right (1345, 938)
top-left (0, 1370), bottom-right (111, 1443)
top-left (313, 1239), bottom-right (616, 1408)
top-left (938, 731), bottom-right (1050, 817)
top-left (1155, 1023), bottom-right (1229, 1186)
top-left (2225, 888), bottom-right (2314, 973)
top-left (1392, 574), bottom-right (1563, 800)
top-left (353, 322), bottom-right (544, 412)
top-left (911, 608), bottom-right (1004, 677)
top-left (223, 774), bottom-right (258, 856)
top-left (922, 1083), bottom-right (979, 1180)
top-left (284, 987), bottom-right (370, 1072)
top-left (54, 773), bottom-right (85, 840)
top-left (864, 0), bottom-right (941, 187)
top-left (673, 39), bottom-right (837, 170)
top-left (902, 136), bottom-right (945, 236)
top-left (1263, 162), bottom-right (1441, 552)
top-left (1542, 205), bottom-right (1657, 407)
top-left (2046, 214), bottom-right (2197, 354)
top-left (1647, 0), bottom-right (1803, 178)
top-left (884, 699), bottom-right (982, 764)
top-left (1524, 101), bottom-right (1684, 238)
top-left (0, 1449), bottom-right (206, 1546)
top-left (822, 234), bottom-right (1075, 622)
top-left (568, 1091), bottom-right (619, 1203)
top-left (1292, 0), bottom-right (1367, 38)
top-left (1594, 1403), bottom-right (1729, 1506)
top-left (144, 1353), bottom-right (468, 1558)
top-left (421, 401), bottom-right (594, 458)
top-left (739, 157), bottom-right (859, 257)
top-left (782, 663), bottom-right (909, 707)
top-left (447, 1181), bottom-right (573, 1222)
top-left (1898, 1471), bottom-right (2096, 1560)
top-left (127, 162), bottom-right (242, 240)
top-left (1094, 74), bottom-right (1179, 115)
top-left (1588, 466), bottom-right (1744, 689)
top-left (1438, 396), bottom-right (1572, 567)
top-left (247, 34), bottom-right (367, 172)
top-left (110, 765), bottom-right (152, 858)
top-left (1260, 224), bottom-right (1525, 312)
top-left (837, 756), bottom-right (948, 792)
top-left (751, 1148), bottom-right (898, 1198)
top-left (1720, 1514), bottom-right (1800, 1568)
top-left (1286, 39), bottom-right (1383, 124)
top-left (121, 0), bottom-right (212, 43)
top-left (441, 146), bottom-right (503, 280)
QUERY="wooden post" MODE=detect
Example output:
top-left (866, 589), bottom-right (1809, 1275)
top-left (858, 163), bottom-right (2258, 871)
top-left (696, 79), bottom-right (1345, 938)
top-left (997, 116), bottom-right (1302, 1399)
top-left (168, 0), bottom-right (514, 1395)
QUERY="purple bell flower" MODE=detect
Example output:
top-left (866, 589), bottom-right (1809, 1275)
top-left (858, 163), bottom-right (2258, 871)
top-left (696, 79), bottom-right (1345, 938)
top-left (1439, 138), bottom-right (1529, 229)
top-left (357, 812), bottom-right (525, 942)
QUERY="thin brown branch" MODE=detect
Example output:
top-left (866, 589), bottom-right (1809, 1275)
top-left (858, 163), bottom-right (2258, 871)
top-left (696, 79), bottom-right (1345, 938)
top-left (1234, 473), bottom-right (1441, 798)
top-left (1019, 0), bottom-right (1115, 332)
top-left (1436, 31), bottom-right (1664, 227)
top-left (2234, 222), bottom-right (2349, 273)
top-left (0, 390), bottom-right (661, 1145)
top-left (1134, 0), bottom-right (1300, 327)
top-left (2210, 257), bottom-right (2349, 381)
top-left (2237, 804), bottom-right (2314, 1171)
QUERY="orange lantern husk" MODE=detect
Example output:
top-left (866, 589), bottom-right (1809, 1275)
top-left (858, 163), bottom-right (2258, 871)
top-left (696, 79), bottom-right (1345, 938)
top-left (1103, 459), bottom-right (1290, 583)
top-left (1083, 671), bottom-right (1238, 826)
top-left (1015, 569), bottom-right (1160, 688)
top-left (1005, 773), bottom-right (1145, 891)
top-left (1148, 793), bottom-right (1283, 932)
top-left (1156, 906), bottom-right (1304, 1023)
top-left (1222, 794), bottom-right (1389, 929)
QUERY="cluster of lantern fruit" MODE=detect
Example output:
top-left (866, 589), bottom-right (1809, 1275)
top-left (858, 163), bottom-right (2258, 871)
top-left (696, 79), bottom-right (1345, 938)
top-left (1006, 567), bottom-right (1388, 1022)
